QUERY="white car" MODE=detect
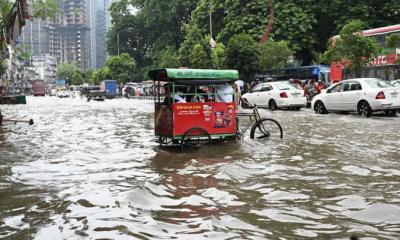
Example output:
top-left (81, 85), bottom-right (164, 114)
top-left (242, 81), bottom-right (306, 110)
top-left (311, 78), bottom-right (400, 117)
top-left (391, 80), bottom-right (400, 88)
top-left (57, 89), bottom-right (69, 98)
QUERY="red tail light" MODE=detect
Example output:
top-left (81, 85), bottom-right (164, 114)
top-left (376, 91), bottom-right (385, 99)
top-left (280, 92), bottom-right (288, 98)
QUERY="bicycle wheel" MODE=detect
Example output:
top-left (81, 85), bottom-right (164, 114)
top-left (181, 127), bottom-right (211, 152)
top-left (250, 118), bottom-right (283, 140)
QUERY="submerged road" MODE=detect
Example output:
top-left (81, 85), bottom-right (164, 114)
top-left (1, 97), bottom-right (400, 239)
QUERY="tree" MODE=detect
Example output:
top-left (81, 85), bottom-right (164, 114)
top-left (105, 53), bottom-right (136, 83)
top-left (92, 67), bottom-right (112, 85)
top-left (56, 63), bottom-right (84, 86)
top-left (386, 33), bottom-right (400, 78)
top-left (387, 33), bottom-right (400, 49)
top-left (259, 40), bottom-right (293, 71)
top-left (107, 0), bottom-right (198, 79)
top-left (323, 20), bottom-right (381, 77)
top-left (189, 44), bottom-right (209, 69)
top-left (272, 1), bottom-right (317, 64)
top-left (0, 0), bottom-right (58, 50)
top-left (158, 47), bottom-right (181, 68)
top-left (225, 33), bottom-right (260, 82)
top-left (218, 0), bottom-right (268, 43)
top-left (178, 24), bottom-right (204, 67)
top-left (107, 0), bottom-right (400, 72)
top-left (212, 43), bottom-right (226, 69)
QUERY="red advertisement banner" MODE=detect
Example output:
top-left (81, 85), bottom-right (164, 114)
top-left (173, 102), bottom-right (236, 136)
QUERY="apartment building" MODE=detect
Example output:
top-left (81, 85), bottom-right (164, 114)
top-left (49, 0), bottom-right (91, 69)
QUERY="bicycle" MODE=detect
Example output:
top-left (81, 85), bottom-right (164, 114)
top-left (236, 104), bottom-right (283, 140)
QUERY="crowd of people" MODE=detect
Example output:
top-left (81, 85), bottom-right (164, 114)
top-left (162, 82), bottom-right (239, 105)
top-left (300, 79), bottom-right (326, 101)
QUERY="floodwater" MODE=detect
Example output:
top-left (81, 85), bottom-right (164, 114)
top-left (1, 97), bottom-right (400, 240)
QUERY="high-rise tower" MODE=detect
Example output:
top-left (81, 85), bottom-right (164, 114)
top-left (49, 0), bottom-right (91, 69)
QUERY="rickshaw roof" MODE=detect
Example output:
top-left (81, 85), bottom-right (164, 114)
top-left (148, 68), bottom-right (239, 83)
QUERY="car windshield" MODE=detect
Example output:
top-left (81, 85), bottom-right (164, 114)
top-left (364, 79), bottom-right (392, 88)
top-left (272, 82), bottom-right (297, 90)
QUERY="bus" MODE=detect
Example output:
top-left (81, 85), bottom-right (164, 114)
top-left (256, 65), bottom-right (331, 87)
top-left (331, 24), bottom-right (400, 82)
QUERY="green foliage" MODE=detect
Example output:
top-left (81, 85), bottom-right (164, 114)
top-left (107, 0), bottom-right (197, 79)
top-left (178, 24), bottom-right (204, 67)
top-left (158, 47), bottom-right (181, 68)
top-left (189, 44), bottom-right (209, 69)
top-left (259, 40), bottom-right (293, 71)
top-left (107, 0), bottom-right (399, 75)
top-left (218, 0), bottom-right (267, 43)
top-left (387, 33), bottom-right (400, 49)
top-left (29, 0), bottom-right (59, 19)
top-left (0, 0), bottom-right (12, 18)
top-left (92, 67), bottom-right (112, 85)
top-left (225, 33), bottom-right (260, 81)
top-left (212, 43), bottom-right (226, 69)
top-left (323, 20), bottom-right (381, 74)
top-left (273, 1), bottom-right (317, 61)
top-left (56, 63), bottom-right (84, 86)
top-left (103, 53), bottom-right (136, 84)
top-left (16, 45), bottom-right (31, 60)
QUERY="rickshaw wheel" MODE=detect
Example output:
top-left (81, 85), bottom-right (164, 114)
top-left (181, 127), bottom-right (211, 152)
top-left (250, 118), bottom-right (283, 140)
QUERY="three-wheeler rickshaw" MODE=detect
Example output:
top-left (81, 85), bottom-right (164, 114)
top-left (149, 68), bottom-right (283, 152)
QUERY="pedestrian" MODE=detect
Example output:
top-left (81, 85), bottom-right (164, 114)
top-left (0, 109), bottom-right (3, 125)
top-left (316, 79), bottom-right (325, 93)
top-left (306, 79), bottom-right (317, 101)
top-left (234, 80), bottom-right (244, 106)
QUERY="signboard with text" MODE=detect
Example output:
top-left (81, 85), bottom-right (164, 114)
top-left (172, 102), bottom-right (236, 136)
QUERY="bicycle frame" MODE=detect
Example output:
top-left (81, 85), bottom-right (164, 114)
top-left (236, 106), bottom-right (263, 138)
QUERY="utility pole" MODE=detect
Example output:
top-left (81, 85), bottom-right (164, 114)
top-left (117, 28), bottom-right (134, 55)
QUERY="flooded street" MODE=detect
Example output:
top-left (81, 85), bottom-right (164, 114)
top-left (1, 96), bottom-right (400, 239)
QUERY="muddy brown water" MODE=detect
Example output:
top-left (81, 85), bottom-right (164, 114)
top-left (0, 97), bottom-right (399, 239)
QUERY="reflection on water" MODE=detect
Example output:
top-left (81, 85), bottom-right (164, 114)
top-left (0, 97), bottom-right (400, 239)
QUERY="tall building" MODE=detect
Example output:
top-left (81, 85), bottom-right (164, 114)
top-left (88, 0), bottom-right (117, 68)
top-left (21, 0), bottom-right (115, 70)
top-left (95, 9), bottom-right (107, 68)
top-left (49, 0), bottom-right (91, 69)
top-left (21, 19), bottom-right (50, 56)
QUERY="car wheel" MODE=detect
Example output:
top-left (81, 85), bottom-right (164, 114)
top-left (241, 98), bottom-right (250, 109)
top-left (269, 100), bottom-right (278, 111)
top-left (385, 109), bottom-right (397, 117)
top-left (357, 101), bottom-right (372, 117)
top-left (314, 101), bottom-right (328, 114)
